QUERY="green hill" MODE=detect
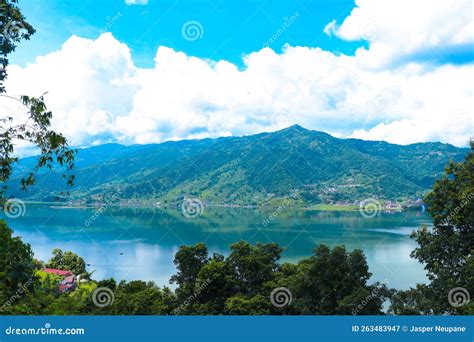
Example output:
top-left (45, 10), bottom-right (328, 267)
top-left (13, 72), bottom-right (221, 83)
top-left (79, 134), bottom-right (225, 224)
top-left (9, 125), bottom-right (468, 206)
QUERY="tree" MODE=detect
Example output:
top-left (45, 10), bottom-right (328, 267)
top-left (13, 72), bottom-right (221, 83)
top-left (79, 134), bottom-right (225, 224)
top-left (112, 281), bottom-right (175, 315)
top-left (169, 241), bottom-right (386, 315)
top-left (391, 142), bottom-right (473, 314)
top-left (0, 0), bottom-right (35, 92)
top-left (0, 237), bottom-right (389, 315)
top-left (77, 279), bottom-right (176, 315)
top-left (170, 243), bottom-right (209, 302)
top-left (0, 0), bottom-right (75, 197)
top-left (170, 241), bottom-right (284, 314)
top-left (289, 245), bottom-right (388, 315)
top-left (0, 220), bottom-right (36, 307)
top-left (188, 254), bottom-right (236, 314)
top-left (389, 285), bottom-right (435, 315)
top-left (225, 294), bottom-right (271, 315)
top-left (226, 241), bottom-right (282, 296)
top-left (46, 248), bottom-right (87, 277)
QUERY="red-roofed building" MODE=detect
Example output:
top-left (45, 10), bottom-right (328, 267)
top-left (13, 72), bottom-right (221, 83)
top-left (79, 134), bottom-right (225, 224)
top-left (42, 268), bottom-right (77, 292)
top-left (63, 275), bottom-right (75, 283)
top-left (58, 282), bottom-right (76, 293)
top-left (43, 268), bottom-right (73, 276)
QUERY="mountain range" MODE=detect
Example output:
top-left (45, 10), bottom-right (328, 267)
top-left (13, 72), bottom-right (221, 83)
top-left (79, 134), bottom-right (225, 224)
top-left (9, 125), bottom-right (469, 206)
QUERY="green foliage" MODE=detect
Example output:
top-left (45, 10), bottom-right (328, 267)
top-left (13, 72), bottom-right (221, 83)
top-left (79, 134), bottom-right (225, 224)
top-left (225, 294), bottom-right (271, 315)
top-left (391, 142), bottom-right (474, 315)
top-left (46, 248), bottom-right (87, 277)
top-left (285, 245), bottom-right (388, 315)
top-left (389, 285), bottom-right (436, 315)
top-left (3, 239), bottom-right (384, 316)
top-left (170, 243), bottom-right (209, 303)
top-left (0, 1), bottom-right (75, 198)
top-left (191, 258), bottom-right (236, 314)
top-left (227, 241), bottom-right (282, 296)
top-left (170, 240), bottom-right (386, 315)
top-left (0, 94), bottom-right (76, 196)
top-left (0, 0), bottom-right (35, 92)
top-left (111, 281), bottom-right (175, 315)
top-left (0, 219), bottom-right (36, 309)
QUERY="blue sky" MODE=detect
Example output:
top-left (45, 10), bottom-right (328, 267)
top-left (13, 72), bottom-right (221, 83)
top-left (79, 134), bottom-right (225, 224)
top-left (6, 0), bottom-right (473, 153)
top-left (13, 0), bottom-right (364, 67)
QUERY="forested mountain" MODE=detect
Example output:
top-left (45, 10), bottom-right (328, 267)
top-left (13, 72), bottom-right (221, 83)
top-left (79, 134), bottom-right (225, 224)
top-left (9, 125), bottom-right (468, 205)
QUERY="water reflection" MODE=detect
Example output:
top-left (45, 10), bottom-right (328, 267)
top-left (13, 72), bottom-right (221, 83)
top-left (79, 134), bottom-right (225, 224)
top-left (2, 205), bottom-right (429, 289)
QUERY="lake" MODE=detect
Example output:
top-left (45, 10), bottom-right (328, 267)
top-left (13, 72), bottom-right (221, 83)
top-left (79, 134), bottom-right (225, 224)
top-left (2, 205), bottom-right (431, 290)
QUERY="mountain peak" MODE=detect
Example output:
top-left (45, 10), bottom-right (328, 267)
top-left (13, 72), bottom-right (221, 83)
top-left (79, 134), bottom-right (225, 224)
top-left (279, 124), bottom-right (308, 133)
top-left (11, 125), bottom-right (468, 204)
top-left (272, 124), bottom-right (336, 140)
top-left (289, 124), bottom-right (307, 130)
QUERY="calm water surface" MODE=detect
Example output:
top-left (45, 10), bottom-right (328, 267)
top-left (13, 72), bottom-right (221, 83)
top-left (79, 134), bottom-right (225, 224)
top-left (2, 205), bottom-right (431, 289)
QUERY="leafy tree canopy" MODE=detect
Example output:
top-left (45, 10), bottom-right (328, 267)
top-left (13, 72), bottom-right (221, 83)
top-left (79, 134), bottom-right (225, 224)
top-left (0, 220), bottom-right (36, 305)
top-left (392, 142), bottom-right (473, 315)
top-left (0, 0), bottom-right (75, 198)
top-left (46, 248), bottom-right (87, 277)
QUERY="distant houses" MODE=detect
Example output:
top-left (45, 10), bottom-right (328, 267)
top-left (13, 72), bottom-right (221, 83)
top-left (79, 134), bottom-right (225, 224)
top-left (42, 268), bottom-right (77, 293)
top-left (59, 275), bottom-right (77, 293)
top-left (384, 201), bottom-right (403, 211)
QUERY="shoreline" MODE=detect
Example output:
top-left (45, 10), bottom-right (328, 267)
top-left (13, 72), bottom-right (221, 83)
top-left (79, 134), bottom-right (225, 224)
top-left (21, 201), bottom-right (414, 212)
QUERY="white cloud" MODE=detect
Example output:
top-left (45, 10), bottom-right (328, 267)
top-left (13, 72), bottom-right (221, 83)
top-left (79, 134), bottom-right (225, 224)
top-left (326, 0), bottom-right (473, 67)
top-left (4, 0), bottom-right (473, 155)
top-left (125, 0), bottom-right (148, 5)
top-left (6, 34), bottom-right (137, 148)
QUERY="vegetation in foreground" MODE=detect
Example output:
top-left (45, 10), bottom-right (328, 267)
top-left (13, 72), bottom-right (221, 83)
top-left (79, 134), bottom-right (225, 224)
top-left (1, 143), bottom-right (472, 315)
top-left (0, 222), bottom-right (388, 315)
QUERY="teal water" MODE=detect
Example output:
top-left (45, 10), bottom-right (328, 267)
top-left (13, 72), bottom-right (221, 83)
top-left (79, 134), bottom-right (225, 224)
top-left (2, 205), bottom-right (431, 289)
